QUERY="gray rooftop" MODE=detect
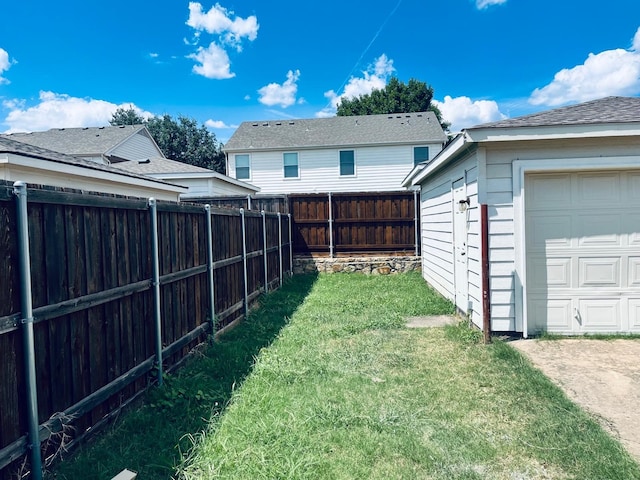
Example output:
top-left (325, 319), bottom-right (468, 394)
top-left (472, 96), bottom-right (640, 129)
top-left (224, 111), bottom-right (446, 151)
top-left (114, 156), bottom-right (215, 175)
top-left (0, 136), bottom-right (175, 186)
top-left (2, 124), bottom-right (151, 156)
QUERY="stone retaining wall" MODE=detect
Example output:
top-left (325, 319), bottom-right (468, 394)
top-left (293, 256), bottom-right (421, 275)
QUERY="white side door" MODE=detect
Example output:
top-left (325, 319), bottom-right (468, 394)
top-left (453, 179), bottom-right (469, 313)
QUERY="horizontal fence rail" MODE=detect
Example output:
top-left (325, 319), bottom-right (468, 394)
top-left (0, 181), bottom-right (293, 479)
top-left (289, 191), bottom-right (419, 257)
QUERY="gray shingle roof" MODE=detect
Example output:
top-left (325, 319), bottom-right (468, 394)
top-left (2, 124), bottom-right (150, 156)
top-left (472, 96), bottom-right (640, 129)
top-left (223, 111), bottom-right (446, 151)
top-left (114, 156), bottom-right (215, 175)
top-left (0, 136), bottom-right (175, 186)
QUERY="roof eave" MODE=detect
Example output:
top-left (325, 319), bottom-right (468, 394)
top-left (466, 122), bottom-right (640, 143)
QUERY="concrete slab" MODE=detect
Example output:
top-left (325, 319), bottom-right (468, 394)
top-left (512, 338), bottom-right (640, 463)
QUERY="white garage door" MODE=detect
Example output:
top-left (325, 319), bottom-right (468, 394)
top-left (525, 171), bottom-right (640, 334)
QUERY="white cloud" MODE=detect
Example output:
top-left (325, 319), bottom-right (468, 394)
top-left (205, 119), bottom-right (237, 129)
top-left (187, 2), bottom-right (259, 47)
top-left (317, 54), bottom-right (395, 117)
top-left (435, 95), bottom-right (507, 132)
top-left (258, 70), bottom-right (300, 108)
top-left (475, 0), bottom-right (507, 9)
top-left (2, 91), bottom-right (153, 134)
top-left (188, 42), bottom-right (235, 79)
top-left (530, 26), bottom-right (640, 106)
top-left (0, 48), bottom-right (13, 85)
top-left (185, 2), bottom-right (258, 78)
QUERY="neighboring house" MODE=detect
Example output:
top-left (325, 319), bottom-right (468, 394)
top-left (403, 96), bottom-right (640, 337)
top-left (3, 125), bottom-right (257, 199)
top-left (224, 112), bottom-right (447, 194)
top-left (0, 136), bottom-right (185, 201)
top-left (5, 125), bottom-right (163, 165)
top-left (114, 156), bottom-right (260, 200)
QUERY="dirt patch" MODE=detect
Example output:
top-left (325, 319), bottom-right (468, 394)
top-left (511, 338), bottom-right (640, 463)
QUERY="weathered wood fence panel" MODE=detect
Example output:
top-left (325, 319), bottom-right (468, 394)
top-left (289, 191), bottom-right (419, 256)
top-left (0, 182), bottom-right (293, 479)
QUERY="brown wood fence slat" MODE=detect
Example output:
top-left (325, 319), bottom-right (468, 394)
top-left (0, 180), bottom-right (293, 479)
top-left (289, 191), bottom-right (419, 256)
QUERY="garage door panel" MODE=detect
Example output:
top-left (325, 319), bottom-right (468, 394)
top-left (525, 170), bottom-right (640, 335)
top-left (525, 174), bottom-right (571, 207)
top-left (627, 173), bottom-right (640, 201)
top-left (628, 299), bottom-right (640, 330)
top-left (529, 297), bottom-right (573, 332)
top-left (578, 257), bottom-right (620, 287)
top-left (576, 172), bottom-right (621, 205)
top-left (528, 256), bottom-right (571, 289)
top-left (628, 214), bottom-right (640, 245)
top-left (527, 215), bottom-right (572, 250)
top-left (576, 214), bottom-right (622, 247)
top-left (629, 258), bottom-right (640, 286)
top-left (578, 298), bottom-right (621, 330)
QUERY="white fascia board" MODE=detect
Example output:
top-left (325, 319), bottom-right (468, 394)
top-left (5, 153), bottom-right (186, 194)
top-left (408, 134), bottom-right (470, 186)
top-left (467, 122), bottom-right (640, 143)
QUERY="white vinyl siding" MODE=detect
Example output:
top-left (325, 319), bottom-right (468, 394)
top-left (109, 130), bottom-right (163, 161)
top-left (484, 153), bottom-right (516, 332)
top-left (233, 143), bottom-right (443, 194)
top-left (419, 155), bottom-right (480, 326)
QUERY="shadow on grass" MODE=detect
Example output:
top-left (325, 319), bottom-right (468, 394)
top-left (49, 273), bottom-right (318, 480)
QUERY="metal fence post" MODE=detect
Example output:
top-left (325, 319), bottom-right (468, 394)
top-left (205, 205), bottom-right (216, 332)
top-left (240, 208), bottom-right (249, 316)
top-left (413, 188), bottom-right (420, 256)
top-left (328, 192), bottom-right (334, 258)
top-left (262, 210), bottom-right (268, 293)
top-left (288, 213), bottom-right (293, 276)
top-left (277, 212), bottom-right (283, 285)
top-left (148, 198), bottom-right (163, 386)
top-left (13, 181), bottom-right (43, 480)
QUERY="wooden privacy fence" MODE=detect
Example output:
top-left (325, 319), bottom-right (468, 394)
top-left (289, 191), bottom-right (420, 256)
top-left (0, 181), bottom-right (292, 479)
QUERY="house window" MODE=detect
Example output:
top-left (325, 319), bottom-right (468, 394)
top-left (414, 146), bottom-right (429, 165)
top-left (283, 152), bottom-right (299, 178)
top-left (235, 154), bottom-right (250, 179)
top-left (339, 150), bottom-right (355, 176)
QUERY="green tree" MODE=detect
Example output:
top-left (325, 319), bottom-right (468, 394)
top-left (336, 77), bottom-right (449, 131)
top-left (109, 106), bottom-right (146, 126)
top-left (146, 115), bottom-right (225, 173)
top-left (109, 108), bottom-right (225, 173)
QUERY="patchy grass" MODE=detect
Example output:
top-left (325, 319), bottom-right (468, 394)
top-left (49, 272), bottom-right (639, 479)
top-left (178, 273), bottom-right (639, 480)
top-left (48, 274), bottom-right (317, 480)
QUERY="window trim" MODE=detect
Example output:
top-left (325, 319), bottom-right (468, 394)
top-left (339, 149), bottom-right (356, 177)
top-left (283, 152), bottom-right (300, 179)
top-left (413, 146), bottom-right (430, 166)
top-left (235, 154), bottom-right (251, 180)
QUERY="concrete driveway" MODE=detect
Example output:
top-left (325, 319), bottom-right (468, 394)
top-left (511, 338), bottom-right (640, 463)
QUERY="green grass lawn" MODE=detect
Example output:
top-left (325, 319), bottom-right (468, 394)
top-left (50, 273), bottom-right (640, 480)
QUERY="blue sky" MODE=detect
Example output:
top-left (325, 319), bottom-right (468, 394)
top-left (1, 0), bottom-right (640, 142)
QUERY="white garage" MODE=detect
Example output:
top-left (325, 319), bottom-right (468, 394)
top-left (403, 96), bottom-right (640, 336)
